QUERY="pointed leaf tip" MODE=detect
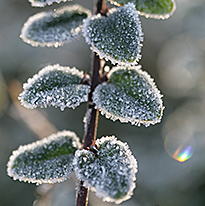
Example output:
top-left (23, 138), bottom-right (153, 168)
top-left (93, 66), bottom-right (164, 127)
top-left (82, 3), bottom-right (143, 66)
top-left (21, 5), bottom-right (92, 47)
top-left (7, 131), bottom-right (82, 185)
top-left (19, 64), bottom-right (90, 111)
top-left (108, 0), bottom-right (177, 19)
top-left (74, 136), bottom-right (138, 204)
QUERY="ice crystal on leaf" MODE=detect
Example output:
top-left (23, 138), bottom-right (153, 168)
top-left (82, 3), bottom-right (143, 66)
top-left (28, 0), bottom-right (71, 7)
top-left (93, 66), bottom-right (164, 127)
top-left (19, 64), bottom-right (90, 111)
top-left (74, 136), bottom-right (137, 204)
top-left (108, 0), bottom-right (176, 19)
top-left (21, 5), bottom-right (91, 47)
top-left (7, 131), bottom-right (81, 185)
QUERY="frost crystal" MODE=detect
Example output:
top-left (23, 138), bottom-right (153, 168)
top-left (29, 0), bottom-right (71, 7)
top-left (74, 136), bottom-right (138, 204)
top-left (21, 5), bottom-right (91, 47)
top-left (19, 64), bottom-right (90, 111)
top-left (93, 66), bottom-right (164, 127)
top-left (108, 0), bottom-right (176, 19)
top-left (82, 3), bottom-right (143, 66)
top-left (83, 108), bottom-right (92, 134)
top-left (7, 130), bottom-right (82, 185)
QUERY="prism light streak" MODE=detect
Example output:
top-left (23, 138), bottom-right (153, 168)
top-left (172, 145), bottom-right (193, 162)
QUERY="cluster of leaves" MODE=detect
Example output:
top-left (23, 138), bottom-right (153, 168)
top-left (7, 0), bottom-right (176, 204)
top-left (7, 131), bottom-right (137, 204)
top-left (18, 63), bottom-right (163, 126)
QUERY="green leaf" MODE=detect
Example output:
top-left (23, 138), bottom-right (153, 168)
top-left (82, 3), bottom-right (143, 66)
top-left (93, 65), bottom-right (164, 127)
top-left (21, 5), bottom-right (91, 47)
top-left (74, 136), bottom-right (137, 204)
top-left (19, 64), bottom-right (90, 111)
top-left (7, 131), bottom-right (82, 185)
top-left (108, 0), bottom-right (176, 19)
top-left (29, 0), bottom-right (71, 7)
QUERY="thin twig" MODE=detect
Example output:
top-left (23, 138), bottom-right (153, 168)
top-left (75, 1), bottom-right (105, 205)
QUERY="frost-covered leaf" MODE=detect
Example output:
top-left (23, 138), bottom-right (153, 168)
top-left (29, 0), bottom-right (71, 7)
top-left (74, 136), bottom-right (137, 204)
top-left (7, 131), bottom-right (82, 185)
top-left (19, 64), bottom-right (90, 111)
top-left (82, 3), bottom-right (143, 66)
top-left (93, 66), bottom-right (164, 127)
top-left (21, 5), bottom-right (91, 47)
top-left (108, 0), bottom-right (176, 19)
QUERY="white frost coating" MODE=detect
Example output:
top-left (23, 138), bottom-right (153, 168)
top-left (29, 0), bottom-right (71, 7)
top-left (82, 3), bottom-right (143, 66)
top-left (21, 5), bottom-right (92, 47)
top-left (7, 130), bottom-right (82, 185)
top-left (83, 108), bottom-right (92, 134)
top-left (74, 136), bottom-right (138, 204)
top-left (19, 64), bottom-right (90, 111)
top-left (138, 1), bottom-right (177, 20)
top-left (93, 65), bottom-right (164, 127)
top-left (108, 0), bottom-right (176, 20)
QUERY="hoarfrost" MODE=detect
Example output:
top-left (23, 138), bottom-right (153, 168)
top-left (21, 5), bottom-right (91, 47)
top-left (93, 66), bottom-right (164, 127)
top-left (82, 3), bottom-right (143, 66)
top-left (74, 136), bottom-right (138, 204)
top-left (29, 0), bottom-right (71, 7)
top-left (7, 130), bottom-right (82, 185)
top-left (19, 64), bottom-right (90, 111)
top-left (83, 108), bottom-right (92, 134)
top-left (108, 0), bottom-right (176, 19)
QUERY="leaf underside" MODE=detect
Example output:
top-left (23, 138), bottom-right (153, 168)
top-left (93, 66), bottom-right (164, 127)
top-left (21, 5), bottom-right (91, 47)
top-left (83, 3), bottom-right (143, 66)
top-left (19, 64), bottom-right (90, 111)
top-left (108, 0), bottom-right (176, 19)
top-left (74, 136), bottom-right (138, 204)
top-left (7, 131), bottom-right (81, 185)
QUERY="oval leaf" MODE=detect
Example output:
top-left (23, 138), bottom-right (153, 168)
top-left (7, 131), bottom-right (82, 185)
top-left (108, 0), bottom-right (176, 19)
top-left (82, 3), bottom-right (143, 66)
top-left (93, 66), bottom-right (164, 127)
top-left (19, 64), bottom-right (90, 111)
top-left (74, 136), bottom-right (138, 204)
top-left (21, 5), bottom-right (91, 47)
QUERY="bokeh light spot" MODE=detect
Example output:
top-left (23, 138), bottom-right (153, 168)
top-left (164, 130), bottom-right (196, 162)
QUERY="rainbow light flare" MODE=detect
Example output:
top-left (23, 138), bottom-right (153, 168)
top-left (164, 130), bottom-right (195, 163)
top-left (172, 145), bottom-right (193, 162)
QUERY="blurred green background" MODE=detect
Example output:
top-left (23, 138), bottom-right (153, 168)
top-left (0, 0), bottom-right (205, 205)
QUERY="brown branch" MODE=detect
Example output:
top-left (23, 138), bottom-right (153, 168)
top-left (75, 1), bottom-right (106, 205)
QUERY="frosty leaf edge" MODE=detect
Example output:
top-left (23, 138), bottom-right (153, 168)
top-left (29, 0), bottom-right (71, 8)
top-left (93, 65), bottom-right (164, 127)
top-left (74, 136), bottom-right (138, 204)
top-left (108, 0), bottom-right (177, 19)
top-left (20, 5), bottom-right (92, 47)
top-left (19, 64), bottom-right (91, 110)
top-left (7, 130), bottom-right (82, 185)
top-left (82, 3), bottom-right (143, 66)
